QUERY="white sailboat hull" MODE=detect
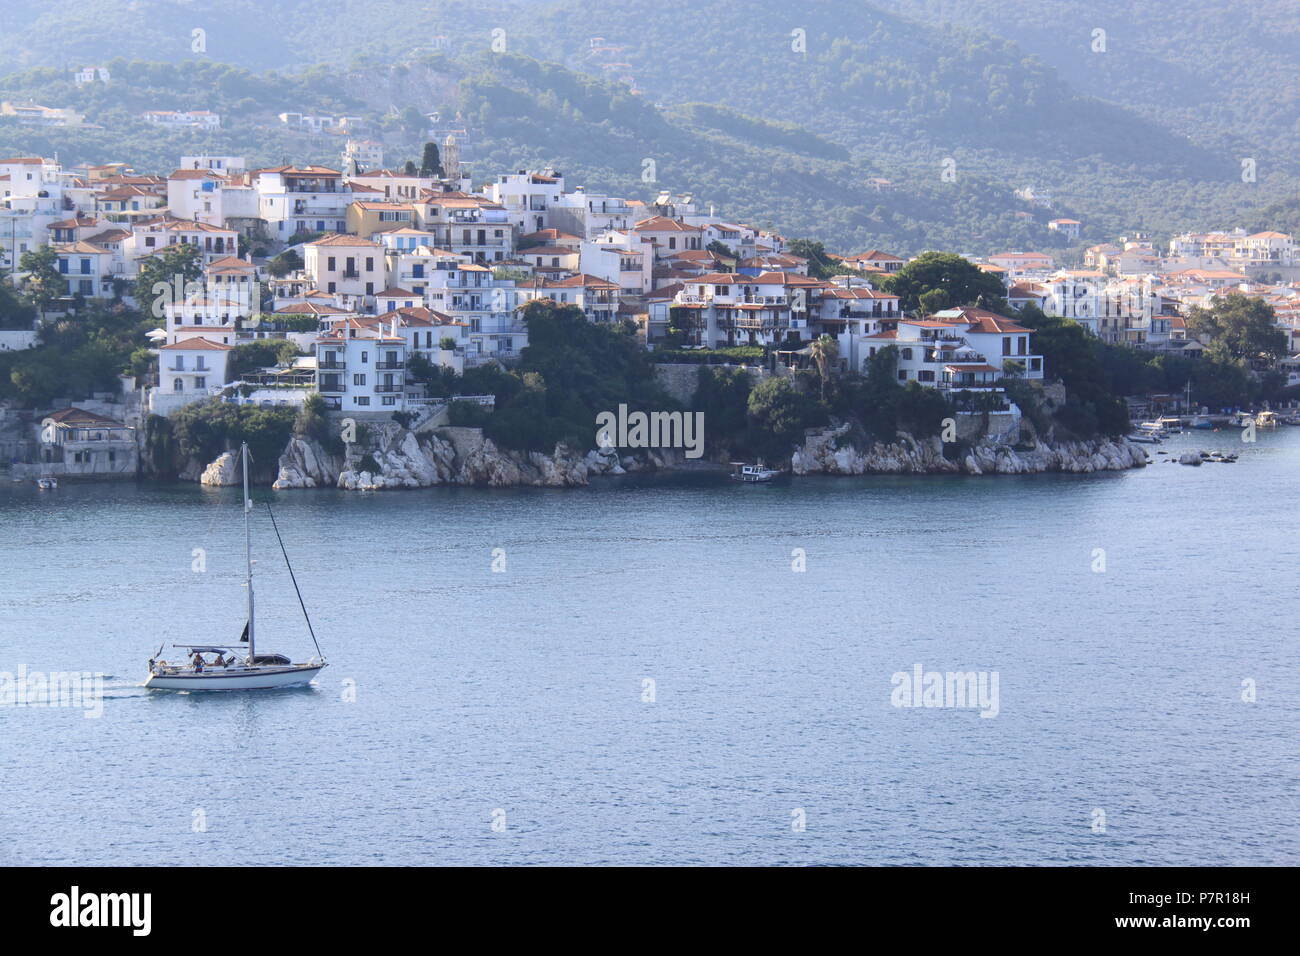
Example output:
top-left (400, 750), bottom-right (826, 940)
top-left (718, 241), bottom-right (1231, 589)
top-left (144, 663), bottom-right (326, 691)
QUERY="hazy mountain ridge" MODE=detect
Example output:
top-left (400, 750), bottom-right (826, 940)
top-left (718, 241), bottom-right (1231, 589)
top-left (0, 0), bottom-right (1293, 251)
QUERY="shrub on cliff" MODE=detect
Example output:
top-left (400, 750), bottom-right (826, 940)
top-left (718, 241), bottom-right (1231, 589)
top-left (746, 377), bottom-right (821, 461)
top-left (170, 399), bottom-right (296, 469)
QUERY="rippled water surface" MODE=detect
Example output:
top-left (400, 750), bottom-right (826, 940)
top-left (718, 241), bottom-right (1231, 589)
top-left (2, 428), bottom-right (1297, 865)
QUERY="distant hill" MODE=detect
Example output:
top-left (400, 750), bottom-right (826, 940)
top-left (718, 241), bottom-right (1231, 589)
top-left (0, 0), bottom-right (1295, 253)
top-left (887, 0), bottom-right (1300, 163)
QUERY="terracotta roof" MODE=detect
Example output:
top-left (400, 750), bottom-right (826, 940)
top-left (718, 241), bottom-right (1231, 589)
top-left (540, 273), bottom-right (620, 289)
top-left (157, 338), bottom-right (234, 351)
top-left (519, 229), bottom-right (581, 242)
top-left (43, 407), bottom-right (127, 426)
top-left (633, 216), bottom-right (703, 233)
top-left (53, 241), bottom-right (109, 254)
top-left (934, 307), bottom-right (1031, 334)
top-left (306, 232), bottom-right (381, 247)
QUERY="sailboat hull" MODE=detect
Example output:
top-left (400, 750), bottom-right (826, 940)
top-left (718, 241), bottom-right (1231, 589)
top-left (144, 663), bottom-right (326, 691)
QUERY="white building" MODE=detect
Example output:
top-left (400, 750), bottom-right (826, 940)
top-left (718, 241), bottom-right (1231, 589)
top-left (142, 110), bottom-right (220, 129)
top-left (315, 319), bottom-right (408, 411)
top-left (486, 169), bottom-right (565, 234)
top-left (304, 234), bottom-right (386, 301)
top-left (252, 166), bottom-right (352, 239)
top-left (150, 338), bottom-right (234, 415)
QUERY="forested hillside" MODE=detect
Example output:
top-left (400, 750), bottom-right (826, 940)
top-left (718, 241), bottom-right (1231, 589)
top-left (0, 0), bottom-right (1293, 253)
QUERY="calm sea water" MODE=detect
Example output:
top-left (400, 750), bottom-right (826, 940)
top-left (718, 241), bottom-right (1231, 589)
top-left (2, 428), bottom-right (1297, 866)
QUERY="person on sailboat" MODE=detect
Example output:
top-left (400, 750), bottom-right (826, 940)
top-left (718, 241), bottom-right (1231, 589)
top-left (192, 652), bottom-right (204, 673)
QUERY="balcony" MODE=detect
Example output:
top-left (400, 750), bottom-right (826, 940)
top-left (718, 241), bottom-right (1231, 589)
top-left (374, 360), bottom-right (404, 370)
top-left (318, 379), bottom-right (345, 394)
top-left (318, 360), bottom-right (347, 370)
top-left (373, 383), bottom-right (404, 393)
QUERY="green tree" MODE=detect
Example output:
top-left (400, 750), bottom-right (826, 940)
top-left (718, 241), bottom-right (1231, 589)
top-left (227, 339), bottom-right (302, 378)
top-left (266, 249), bottom-right (302, 278)
top-left (420, 141), bottom-right (444, 177)
top-left (0, 274), bottom-right (36, 329)
top-left (1185, 293), bottom-right (1287, 363)
top-left (692, 365), bottom-right (752, 450)
top-left (882, 251), bottom-right (1007, 312)
top-left (19, 246), bottom-right (63, 321)
top-left (134, 244), bottom-right (203, 318)
top-left (746, 376), bottom-right (816, 461)
top-left (809, 334), bottom-right (839, 401)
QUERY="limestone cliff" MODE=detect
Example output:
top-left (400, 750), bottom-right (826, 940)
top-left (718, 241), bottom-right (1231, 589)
top-left (269, 422), bottom-right (642, 490)
top-left (791, 423), bottom-right (1148, 476)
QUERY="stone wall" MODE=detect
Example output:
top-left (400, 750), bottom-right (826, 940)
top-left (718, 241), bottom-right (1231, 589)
top-left (653, 363), bottom-right (768, 404)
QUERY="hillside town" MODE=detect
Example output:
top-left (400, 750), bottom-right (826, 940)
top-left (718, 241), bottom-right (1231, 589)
top-left (2, 142), bottom-right (1299, 478)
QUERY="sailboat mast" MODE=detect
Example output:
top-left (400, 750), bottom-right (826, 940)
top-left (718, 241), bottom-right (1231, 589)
top-left (243, 442), bottom-right (255, 661)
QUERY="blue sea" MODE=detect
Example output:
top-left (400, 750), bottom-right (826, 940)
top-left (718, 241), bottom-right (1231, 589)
top-left (1, 427), bottom-right (1297, 865)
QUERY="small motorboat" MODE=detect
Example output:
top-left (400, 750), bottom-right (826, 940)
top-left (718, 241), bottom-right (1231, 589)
top-left (1189, 415), bottom-right (1215, 430)
top-left (1254, 411), bottom-right (1279, 428)
top-left (1128, 429), bottom-right (1162, 444)
top-left (729, 462), bottom-right (780, 483)
top-left (36, 476), bottom-right (58, 490)
top-left (1134, 421), bottom-right (1169, 441)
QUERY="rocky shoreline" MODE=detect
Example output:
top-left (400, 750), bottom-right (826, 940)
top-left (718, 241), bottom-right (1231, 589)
top-left (231, 422), bottom-right (677, 490)
top-left (187, 420), bottom-right (1147, 490)
top-left (791, 423), bottom-right (1148, 476)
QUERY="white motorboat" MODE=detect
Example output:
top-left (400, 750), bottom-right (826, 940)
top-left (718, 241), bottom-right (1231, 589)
top-left (145, 443), bottom-right (327, 692)
top-left (36, 476), bottom-right (58, 490)
top-left (729, 462), bottom-right (780, 482)
top-left (1131, 422), bottom-right (1168, 442)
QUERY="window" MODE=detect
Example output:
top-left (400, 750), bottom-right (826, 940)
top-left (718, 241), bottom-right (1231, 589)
top-left (901, 348), bottom-right (913, 360)
top-left (354, 396), bottom-right (370, 406)
top-left (353, 374), bottom-right (366, 385)
top-left (195, 376), bottom-right (206, 389)
top-left (1002, 337), bottom-right (1011, 355)
top-left (360, 351), bottom-right (368, 363)
top-left (917, 370), bottom-right (935, 382)
top-left (365, 257), bottom-right (373, 271)
top-left (327, 257), bottom-right (336, 271)
top-left (382, 396), bottom-right (396, 406)
top-left (897, 370), bottom-right (907, 381)
top-left (173, 379), bottom-right (183, 391)
top-left (80, 258), bottom-right (91, 274)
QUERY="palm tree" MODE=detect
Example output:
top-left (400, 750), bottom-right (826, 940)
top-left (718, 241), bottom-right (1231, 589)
top-left (810, 334), bottom-right (839, 401)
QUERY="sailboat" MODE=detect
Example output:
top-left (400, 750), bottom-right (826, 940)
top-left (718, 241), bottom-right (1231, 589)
top-left (144, 443), bottom-right (327, 691)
